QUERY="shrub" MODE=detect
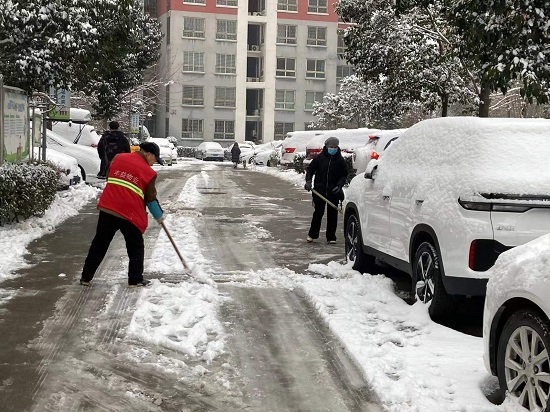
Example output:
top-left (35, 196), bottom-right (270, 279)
top-left (343, 156), bottom-right (355, 185)
top-left (0, 162), bottom-right (59, 224)
top-left (293, 154), bottom-right (306, 174)
top-left (268, 152), bottom-right (280, 167)
top-left (178, 146), bottom-right (197, 158)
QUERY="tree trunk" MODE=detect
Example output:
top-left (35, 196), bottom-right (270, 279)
top-left (440, 94), bottom-right (449, 117)
top-left (478, 85), bottom-right (491, 117)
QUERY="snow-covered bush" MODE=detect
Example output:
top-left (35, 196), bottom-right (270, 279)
top-left (0, 163), bottom-right (59, 223)
top-left (293, 154), bottom-right (306, 174)
top-left (178, 146), bottom-right (197, 158)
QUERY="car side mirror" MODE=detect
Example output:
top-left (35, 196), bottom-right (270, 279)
top-left (364, 159), bottom-right (379, 179)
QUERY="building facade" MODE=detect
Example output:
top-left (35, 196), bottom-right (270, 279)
top-left (156, 0), bottom-right (351, 146)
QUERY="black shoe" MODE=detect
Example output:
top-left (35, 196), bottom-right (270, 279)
top-left (128, 279), bottom-right (151, 288)
top-left (80, 279), bottom-right (91, 286)
top-left (327, 240), bottom-right (336, 244)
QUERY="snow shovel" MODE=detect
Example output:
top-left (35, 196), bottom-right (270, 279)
top-left (159, 221), bottom-right (215, 286)
top-left (312, 189), bottom-right (343, 215)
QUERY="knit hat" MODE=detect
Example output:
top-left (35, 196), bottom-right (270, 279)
top-left (140, 142), bottom-right (164, 165)
top-left (325, 136), bottom-right (339, 147)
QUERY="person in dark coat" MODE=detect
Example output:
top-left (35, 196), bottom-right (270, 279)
top-left (304, 136), bottom-right (348, 243)
top-left (96, 121), bottom-right (131, 178)
top-left (231, 142), bottom-right (241, 169)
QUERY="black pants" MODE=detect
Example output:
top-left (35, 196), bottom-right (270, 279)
top-left (98, 156), bottom-right (107, 177)
top-left (81, 211), bottom-right (145, 284)
top-left (308, 194), bottom-right (339, 241)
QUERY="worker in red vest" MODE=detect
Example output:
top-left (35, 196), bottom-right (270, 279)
top-left (80, 142), bottom-right (165, 288)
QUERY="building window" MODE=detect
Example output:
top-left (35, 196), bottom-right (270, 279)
top-left (337, 29), bottom-right (346, 57)
top-left (337, 65), bottom-right (354, 83)
top-left (277, 24), bottom-right (297, 44)
top-left (217, 0), bottom-right (237, 6)
top-left (215, 87), bottom-right (236, 107)
top-left (306, 59), bottom-right (326, 79)
top-left (182, 119), bottom-right (203, 139)
top-left (274, 122), bottom-right (294, 140)
top-left (215, 54), bottom-right (236, 74)
top-left (276, 58), bottom-right (296, 77)
top-left (307, 26), bottom-right (327, 46)
top-left (305, 91), bottom-right (324, 110)
top-left (183, 0), bottom-right (205, 4)
top-left (183, 17), bottom-right (205, 38)
top-left (275, 90), bottom-right (295, 110)
top-left (182, 86), bottom-right (204, 106)
top-left (277, 0), bottom-right (297, 11)
top-left (165, 84), bottom-right (170, 112)
top-left (183, 52), bottom-right (204, 72)
top-left (308, 0), bottom-right (327, 13)
top-left (216, 19), bottom-right (237, 40)
top-left (214, 120), bottom-right (235, 140)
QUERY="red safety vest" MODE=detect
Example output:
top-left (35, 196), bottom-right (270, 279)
top-left (98, 152), bottom-right (156, 233)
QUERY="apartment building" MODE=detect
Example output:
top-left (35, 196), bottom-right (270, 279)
top-left (155, 0), bottom-right (352, 146)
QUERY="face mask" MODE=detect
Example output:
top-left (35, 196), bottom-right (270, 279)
top-left (327, 147), bottom-right (338, 156)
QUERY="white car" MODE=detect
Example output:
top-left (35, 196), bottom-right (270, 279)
top-left (280, 130), bottom-right (318, 168)
top-left (225, 142), bottom-right (255, 164)
top-left (302, 128), bottom-right (380, 170)
top-left (196, 142), bottom-right (225, 161)
top-left (253, 142), bottom-right (283, 166)
top-left (352, 129), bottom-right (406, 174)
top-left (483, 234), bottom-right (550, 412)
top-left (52, 122), bottom-right (101, 148)
top-left (344, 117), bottom-right (550, 320)
top-left (146, 137), bottom-right (173, 165)
top-left (33, 147), bottom-right (81, 190)
top-left (46, 130), bottom-right (101, 181)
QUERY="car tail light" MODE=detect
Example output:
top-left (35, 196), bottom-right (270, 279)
top-left (468, 239), bottom-right (512, 271)
top-left (285, 147), bottom-right (295, 154)
top-left (370, 151), bottom-right (379, 160)
top-left (458, 199), bottom-right (531, 213)
top-left (468, 241), bottom-right (476, 270)
top-left (306, 148), bottom-right (322, 159)
top-left (369, 135), bottom-right (379, 140)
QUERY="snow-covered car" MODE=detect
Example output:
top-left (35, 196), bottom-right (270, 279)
top-left (344, 117), bottom-right (550, 321)
top-left (352, 129), bottom-right (406, 174)
top-left (224, 142), bottom-right (255, 164)
top-left (303, 128), bottom-right (380, 170)
top-left (483, 234), bottom-right (550, 412)
top-left (253, 142), bottom-right (283, 166)
top-left (52, 122), bottom-right (101, 148)
top-left (196, 142), bottom-right (225, 161)
top-left (146, 137), bottom-right (173, 165)
top-left (45, 130), bottom-right (101, 181)
top-left (33, 147), bottom-right (81, 190)
top-left (280, 130), bottom-right (317, 168)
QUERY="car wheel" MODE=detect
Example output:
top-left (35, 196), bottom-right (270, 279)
top-left (497, 309), bottom-right (550, 412)
top-left (413, 242), bottom-right (455, 320)
top-left (345, 214), bottom-right (375, 272)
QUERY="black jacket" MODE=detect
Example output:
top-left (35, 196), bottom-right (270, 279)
top-left (98, 130), bottom-right (131, 162)
top-left (305, 147), bottom-right (348, 198)
top-left (231, 144), bottom-right (241, 162)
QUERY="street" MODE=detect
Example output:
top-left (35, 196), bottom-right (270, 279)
top-left (0, 161), bottom-right (382, 412)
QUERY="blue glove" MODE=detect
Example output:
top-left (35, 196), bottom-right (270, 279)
top-left (304, 181), bottom-right (312, 191)
top-left (146, 200), bottom-right (164, 222)
top-left (331, 186), bottom-right (341, 195)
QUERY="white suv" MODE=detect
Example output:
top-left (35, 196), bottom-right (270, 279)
top-left (344, 117), bottom-right (550, 320)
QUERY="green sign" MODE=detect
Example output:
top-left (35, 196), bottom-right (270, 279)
top-left (2, 87), bottom-right (29, 163)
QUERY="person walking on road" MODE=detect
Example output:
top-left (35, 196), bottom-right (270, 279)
top-left (304, 136), bottom-right (348, 244)
top-left (231, 142), bottom-right (241, 169)
top-left (97, 121), bottom-right (131, 179)
top-left (80, 142), bottom-right (165, 287)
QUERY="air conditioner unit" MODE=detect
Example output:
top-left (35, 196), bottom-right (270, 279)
top-left (251, 45), bottom-right (259, 51)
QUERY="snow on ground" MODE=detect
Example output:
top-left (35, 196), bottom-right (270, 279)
top-left (2, 160), bottom-right (517, 411)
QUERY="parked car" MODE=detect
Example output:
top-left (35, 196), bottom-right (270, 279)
top-left (45, 130), bottom-right (101, 181)
top-left (253, 142), bottom-right (283, 166)
top-left (352, 129), bottom-right (406, 174)
top-left (52, 122), bottom-right (101, 148)
top-left (279, 131), bottom-right (318, 168)
top-left (196, 142), bottom-right (225, 161)
top-left (303, 128), bottom-right (380, 170)
top-left (483, 233), bottom-right (550, 412)
top-left (224, 142), bottom-right (255, 164)
top-left (146, 137), bottom-right (173, 165)
top-left (33, 147), bottom-right (81, 190)
top-left (343, 117), bottom-right (550, 320)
